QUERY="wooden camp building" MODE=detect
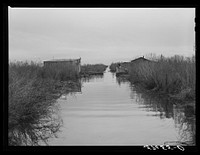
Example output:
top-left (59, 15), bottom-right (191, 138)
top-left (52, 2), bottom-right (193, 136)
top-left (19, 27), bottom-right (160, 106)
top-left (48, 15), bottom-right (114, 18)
top-left (115, 56), bottom-right (153, 76)
top-left (43, 58), bottom-right (81, 74)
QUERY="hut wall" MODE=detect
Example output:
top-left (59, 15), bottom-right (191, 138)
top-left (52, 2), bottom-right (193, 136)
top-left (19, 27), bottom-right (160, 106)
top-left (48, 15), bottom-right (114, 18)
top-left (44, 59), bottom-right (81, 74)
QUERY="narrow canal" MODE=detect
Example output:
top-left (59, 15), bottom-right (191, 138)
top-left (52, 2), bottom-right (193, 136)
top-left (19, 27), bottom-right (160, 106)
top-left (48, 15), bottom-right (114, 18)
top-left (49, 67), bottom-right (195, 146)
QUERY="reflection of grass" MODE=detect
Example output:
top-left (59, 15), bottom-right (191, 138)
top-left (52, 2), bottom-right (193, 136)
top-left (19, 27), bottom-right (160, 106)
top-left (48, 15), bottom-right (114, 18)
top-left (81, 74), bottom-right (104, 83)
top-left (128, 55), bottom-right (195, 102)
top-left (130, 83), bottom-right (195, 145)
top-left (116, 76), bottom-right (130, 86)
top-left (9, 61), bottom-right (80, 145)
top-left (174, 104), bottom-right (196, 145)
top-left (130, 84), bottom-right (174, 119)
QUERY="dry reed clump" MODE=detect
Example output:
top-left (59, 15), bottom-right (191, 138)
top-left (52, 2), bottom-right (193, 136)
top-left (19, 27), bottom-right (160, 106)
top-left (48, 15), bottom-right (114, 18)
top-left (8, 61), bottom-right (80, 145)
top-left (9, 78), bottom-right (62, 145)
top-left (128, 55), bottom-right (195, 101)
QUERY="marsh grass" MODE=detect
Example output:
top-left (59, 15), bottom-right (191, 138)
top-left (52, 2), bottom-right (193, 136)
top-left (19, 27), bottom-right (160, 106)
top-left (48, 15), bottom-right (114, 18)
top-left (128, 55), bottom-right (195, 101)
top-left (81, 64), bottom-right (107, 75)
top-left (8, 61), bottom-right (80, 145)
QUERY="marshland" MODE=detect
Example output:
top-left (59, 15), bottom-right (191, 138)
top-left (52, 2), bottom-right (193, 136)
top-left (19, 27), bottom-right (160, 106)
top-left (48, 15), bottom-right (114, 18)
top-left (8, 8), bottom-right (195, 147)
top-left (8, 54), bottom-right (195, 146)
top-left (8, 61), bottom-right (108, 145)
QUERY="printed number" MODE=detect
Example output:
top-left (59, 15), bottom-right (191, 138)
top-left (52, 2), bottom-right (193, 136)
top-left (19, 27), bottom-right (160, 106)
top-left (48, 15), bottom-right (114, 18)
top-left (144, 144), bottom-right (185, 151)
top-left (143, 145), bottom-right (151, 150)
top-left (151, 145), bottom-right (159, 150)
top-left (160, 145), bottom-right (167, 150)
top-left (165, 145), bottom-right (171, 150)
top-left (177, 145), bottom-right (185, 151)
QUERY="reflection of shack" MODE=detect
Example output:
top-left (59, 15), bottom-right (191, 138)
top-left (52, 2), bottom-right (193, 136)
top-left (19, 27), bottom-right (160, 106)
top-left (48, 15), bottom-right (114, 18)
top-left (44, 58), bottom-right (81, 74)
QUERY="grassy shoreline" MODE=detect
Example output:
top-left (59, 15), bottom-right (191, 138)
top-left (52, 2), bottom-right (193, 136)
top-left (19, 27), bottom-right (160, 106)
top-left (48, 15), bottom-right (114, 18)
top-left (114, 55), bottom-right (196, 103)
top-left (8, 61), bottom-right (81, 145)
top-left (8, 61), bottom-right (108, 145)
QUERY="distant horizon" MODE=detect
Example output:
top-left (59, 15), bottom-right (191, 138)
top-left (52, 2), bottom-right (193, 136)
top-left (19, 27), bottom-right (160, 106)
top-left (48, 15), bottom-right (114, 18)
top-left (9, 51), bottom-right (195, 66)
top-left (9, 8), bottom-right (195, 65)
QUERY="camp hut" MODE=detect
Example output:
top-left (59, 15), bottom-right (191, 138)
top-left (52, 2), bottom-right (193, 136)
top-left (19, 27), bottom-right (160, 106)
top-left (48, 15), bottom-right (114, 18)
top-left (43, 58), bottom-right (81, 74)
top-left (129, 56), bottom-right (157, 73)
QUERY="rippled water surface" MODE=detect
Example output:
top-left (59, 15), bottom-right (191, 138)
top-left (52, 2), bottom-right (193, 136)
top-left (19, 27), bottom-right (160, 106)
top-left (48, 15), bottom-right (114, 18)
top-left (49, 68), bottom-right (195, 145)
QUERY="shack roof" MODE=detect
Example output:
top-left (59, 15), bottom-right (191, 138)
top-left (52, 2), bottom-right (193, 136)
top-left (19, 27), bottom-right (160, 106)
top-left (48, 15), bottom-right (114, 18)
top-left (44, 58), bottom-right (81, 63)
top-left (131, 57), bottom-right (150, 62)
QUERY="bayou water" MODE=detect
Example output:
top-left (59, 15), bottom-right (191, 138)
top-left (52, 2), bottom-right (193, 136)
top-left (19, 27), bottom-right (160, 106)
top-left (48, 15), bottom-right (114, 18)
top-left (48, 67), bottom-right (195, 146)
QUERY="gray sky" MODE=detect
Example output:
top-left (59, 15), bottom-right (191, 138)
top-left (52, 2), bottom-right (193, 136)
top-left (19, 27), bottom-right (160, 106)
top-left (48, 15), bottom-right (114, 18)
top-left (9, 8), bottom-right (195, 65)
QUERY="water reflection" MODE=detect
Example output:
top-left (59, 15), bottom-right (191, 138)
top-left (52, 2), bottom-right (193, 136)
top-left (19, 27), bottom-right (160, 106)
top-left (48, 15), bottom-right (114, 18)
top-left (60, 79), bottom-right (82, 100)
top-left (116, 76), bottom-right (129, 86)
top-left (49, 70), bottom-right (195, 146)
top-left (117, 76), bottom-right (195, 145)
top-left (81, 74), bottom-right (104, 83)
top-left (128, 82), bottom-right (196, 145)
top-left (173, 104), bottom-right (196, 145)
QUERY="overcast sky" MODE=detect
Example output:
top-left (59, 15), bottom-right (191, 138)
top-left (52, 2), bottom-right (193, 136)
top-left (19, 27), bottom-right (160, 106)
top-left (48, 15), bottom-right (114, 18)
top-left (9, 8), bottom-right (195, 65)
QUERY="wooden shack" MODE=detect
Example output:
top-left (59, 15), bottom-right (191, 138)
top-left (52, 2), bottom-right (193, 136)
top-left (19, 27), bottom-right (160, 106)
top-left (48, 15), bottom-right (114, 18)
top-left (130, 56), bottom-right (157, 67)
top-left (115, 56), bottom-right (154, 76)
top-left (43, 58), bottom-right (81, 74)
